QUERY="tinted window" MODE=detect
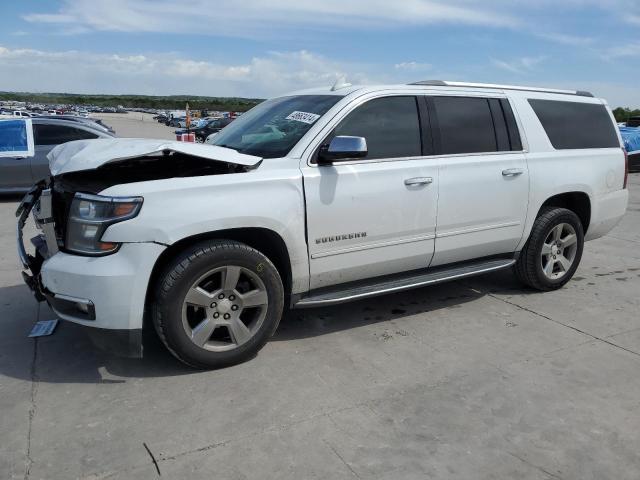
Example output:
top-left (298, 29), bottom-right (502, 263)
top-left (34, 124), bottom-right (98, 146)
top-left (432, 97), bottom-right (497, 154)
top-left (528, 99), bottom-right (619, 149)
top-left (332, 96), bottom-right (422, 160)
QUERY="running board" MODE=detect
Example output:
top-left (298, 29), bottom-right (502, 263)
top-left (294, 258), bottom-right (515, 308)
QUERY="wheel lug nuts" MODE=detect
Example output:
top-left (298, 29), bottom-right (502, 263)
top-left (210, 302), bottom-right (217, 308)
top-left (224, 313), bottom-right (231, 320)
top-left (218, 293), bottom-right (225, 299)
top-left (231, 305), bottom-right (238, 311)
top-left (229, 294), bottom-right (236, 301)
top-left (213, 312), bottom-right (220, 318)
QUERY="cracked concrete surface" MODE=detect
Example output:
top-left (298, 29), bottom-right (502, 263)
top-left (1, 115), bottom-right (639, 479)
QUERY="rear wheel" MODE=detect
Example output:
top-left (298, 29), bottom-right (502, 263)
top-left (153, 240), bottom-right (284, 369)
top-left (515, 207), bottom-right (584, 291)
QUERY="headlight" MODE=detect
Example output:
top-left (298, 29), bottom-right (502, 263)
top-left (66, 193), bottom-right (143, 255)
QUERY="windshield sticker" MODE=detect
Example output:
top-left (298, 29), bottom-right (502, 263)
top-left (286, 111), bottom-right (321, 124)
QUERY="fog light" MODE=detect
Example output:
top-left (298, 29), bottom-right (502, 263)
top-left (76, 302), bottom-right (89, 314)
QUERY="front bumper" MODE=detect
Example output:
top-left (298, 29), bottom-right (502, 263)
top-left (16, 185), bottom-right (166, 357)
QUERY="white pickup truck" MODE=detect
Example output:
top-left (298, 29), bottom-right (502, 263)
top-left (17, 80), bottom-right (629, 369)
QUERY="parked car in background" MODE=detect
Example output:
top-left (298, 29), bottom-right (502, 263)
top-left (620, 125), bottom-right (640, 172)
top-left (34, 115), bottom-right (116, 135)
top-left (0, 117), bottom-right (114, 193)
top-left (627, 116), bottom-right (640, 128)
top-left (177, 117), bottom-right (235, 142)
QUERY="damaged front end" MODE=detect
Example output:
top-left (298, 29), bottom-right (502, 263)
top-left (16, 139), bottom-right (263, 356)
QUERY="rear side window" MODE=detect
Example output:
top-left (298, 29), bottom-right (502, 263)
top-left (432, 97), bottom-right (497, 154)
top-left (333, 96), bottom-right (422, 160)
top-left (528, 99), bottom-right (619, 149)
top-left (34, 124), bottom-right (99, 146)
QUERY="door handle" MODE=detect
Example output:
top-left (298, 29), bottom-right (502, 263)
top-left (502, 168), bottom-right (524, 177)
top-left (404, 177), bottom-right (433, 186)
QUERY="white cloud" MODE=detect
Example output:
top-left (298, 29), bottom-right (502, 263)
top-left (23, 0), bottom-right (519, 37)
top-left (603, 43), bottom-right (640, 58)
top-left (535, 32), bottom-right (594, 46)
top-left (394, 62), bottom-right (432, 71)
top-left (490, 56), bottom-right (547, 75)
top-left (0, 46), bottom-right (375, 97)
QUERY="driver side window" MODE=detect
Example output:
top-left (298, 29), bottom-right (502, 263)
top-left (332, 96), bottom-right (422, 160)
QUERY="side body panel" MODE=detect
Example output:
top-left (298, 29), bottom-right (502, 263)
top-left (100, 158), bottom-right (311, 294)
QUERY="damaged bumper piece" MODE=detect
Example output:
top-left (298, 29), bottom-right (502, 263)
top-left (17, 185), bottom-right (165, 357)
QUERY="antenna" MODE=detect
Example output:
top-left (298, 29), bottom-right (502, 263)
top-left (331, 76), bottom-right (352, 92)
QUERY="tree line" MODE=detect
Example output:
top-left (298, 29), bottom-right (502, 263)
top-left (0, 92), bottom-right (263, 112)
top-left (612, 107), bottom-right (640, 123)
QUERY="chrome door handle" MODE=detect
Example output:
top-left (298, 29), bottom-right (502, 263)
top-left (502, 168), bottom-right (524, 177)
top-left (404, 177), bottom-right (433, 186)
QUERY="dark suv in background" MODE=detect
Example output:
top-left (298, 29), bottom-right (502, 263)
top-left (189, 117), bottom-right (234, 142)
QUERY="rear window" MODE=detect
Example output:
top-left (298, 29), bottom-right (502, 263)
top-left (34, 124), bottom-right (99, 145)
top-left (528, 99), bottom-right (619, 149)
top-left (431, 96), bottom-right (521, 154)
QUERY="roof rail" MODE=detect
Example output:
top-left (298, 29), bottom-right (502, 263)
top-left (408, 80), bottom-right (594, 98)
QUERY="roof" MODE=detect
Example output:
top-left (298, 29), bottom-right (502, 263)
top-left (281, 80), bottom-right (600, 100)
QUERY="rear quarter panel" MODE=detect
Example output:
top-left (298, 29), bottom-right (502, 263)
top-left (510, 92), bottom-right (626, 249)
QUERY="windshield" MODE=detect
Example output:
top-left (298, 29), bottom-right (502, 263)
top-left (210, 95), bottom-right (341, 158)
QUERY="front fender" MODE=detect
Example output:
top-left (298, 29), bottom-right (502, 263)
top-left (99, 168), bottom-right (309, 293)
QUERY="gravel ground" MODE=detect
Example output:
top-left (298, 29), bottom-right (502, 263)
top-left (1, 113), bottom-right (639, 479)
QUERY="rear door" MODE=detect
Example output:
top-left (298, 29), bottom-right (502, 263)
top-left (429, 95), bottom-right (529, 266)
top-left (31, 123), bottom-right (100, 183)
top-left (302, 95), bottom-right (439, 289)
top-left (0, 119), bottom-right (35, 191)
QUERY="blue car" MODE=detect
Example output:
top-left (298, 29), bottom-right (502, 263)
top-left (620, 126), bottom-right (640, 172)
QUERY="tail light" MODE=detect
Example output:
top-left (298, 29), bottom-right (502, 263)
top-left (623, 148), bottom-right (629, 190)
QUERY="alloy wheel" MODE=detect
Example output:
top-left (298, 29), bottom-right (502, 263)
top-left (540, 223), bottom-right (578, 280)
top-left (181, 265), bottom-right (268, 352)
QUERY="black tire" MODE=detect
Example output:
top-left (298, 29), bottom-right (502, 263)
top-left (152, 240), bottom-right (284, 369)
top-left (515, 207), bottom-right (584, 291)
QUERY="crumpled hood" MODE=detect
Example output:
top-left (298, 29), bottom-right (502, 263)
top-left (48, 138), bottom-right (262, 176)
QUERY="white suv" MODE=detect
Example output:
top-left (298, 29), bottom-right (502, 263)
top-left (17, 80), bottom-right (629, 369)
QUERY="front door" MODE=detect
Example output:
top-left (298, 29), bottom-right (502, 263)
top-left (302, 95), bottom-right (439, 290)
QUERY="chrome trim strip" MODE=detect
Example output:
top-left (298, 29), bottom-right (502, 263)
top-left (311, 234), bottom-right (436, 259)
top-left (436, 221), bottom-right (520, 239)
top-left (74, 192), bottom-right (144, 204)
top-left (295, 259), bottom-right (515, 308)
top-left (37, 189), bottom-right (58, 257)
top-left (16, 222), bottom-right (29, 269)
top-left (53, 292), bottom-right (94, 306)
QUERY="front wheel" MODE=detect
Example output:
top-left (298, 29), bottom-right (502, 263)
top-left (515, 207), bottom-right (584, 291)
top-left (152, 240), bottom-right (284, 369)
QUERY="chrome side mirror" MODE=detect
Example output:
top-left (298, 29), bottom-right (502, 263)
top-left (317, 136), bottom-right (367, 164)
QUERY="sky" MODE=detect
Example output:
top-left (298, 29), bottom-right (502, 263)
top-left (0, 0), bottom-right (638, 107)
